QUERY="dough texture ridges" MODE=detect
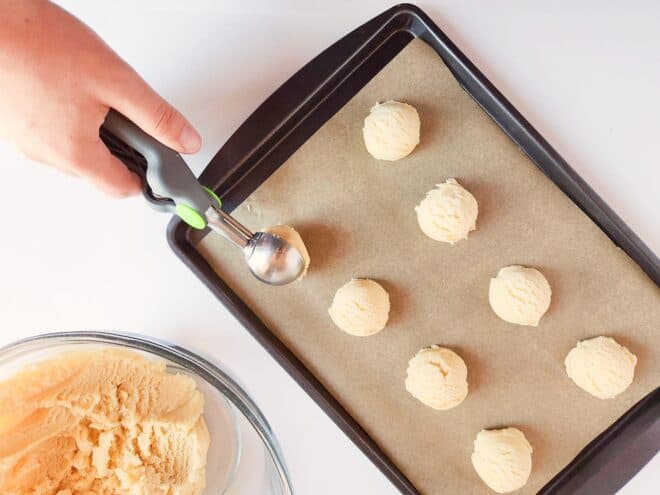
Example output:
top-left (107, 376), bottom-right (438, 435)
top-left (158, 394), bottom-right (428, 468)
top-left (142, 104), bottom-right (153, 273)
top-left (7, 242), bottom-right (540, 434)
top-left (405, 345), bottom-right (468, 410)
top-left (565, 336), bottom-right (637, 399)
top-left (488, 265), bottom-right (552, 326)
top-left (328, 278), bottom-right (390, 336)
top-left (471, 427), bottom-right (533, 493)
top-left (0, 349), bottom-right (210, 495)
top-left (415, 178), bottom-right (478, 244)
top-left (363, 100), bottom-right (420, 161)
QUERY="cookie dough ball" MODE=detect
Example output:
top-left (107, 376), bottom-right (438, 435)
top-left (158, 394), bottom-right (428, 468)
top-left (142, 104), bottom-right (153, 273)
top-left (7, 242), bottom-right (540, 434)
top-left (405, 345), bottom-right (468, 410)
top-left (363, 101), bottom-right (420, 161)
top-left (471, 427), bottom-right (533, 493)
top-left (328, 279), bottom-right (390, 336)
top-left (415, 179), bottom-right (478, 244)
top-left (565, 336), bottom-right (637, 399)
top-left (264, 224), bottom-right (310, 279)
top-left (488, 265), bottom-right (551, 327)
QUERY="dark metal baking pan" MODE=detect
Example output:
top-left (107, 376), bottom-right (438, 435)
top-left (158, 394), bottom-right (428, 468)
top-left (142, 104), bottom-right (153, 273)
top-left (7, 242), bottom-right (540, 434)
top-left (164, 4), bottom-right (659, 494)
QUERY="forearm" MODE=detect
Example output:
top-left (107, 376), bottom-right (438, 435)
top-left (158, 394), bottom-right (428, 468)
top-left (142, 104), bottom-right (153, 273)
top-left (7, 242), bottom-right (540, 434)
top-left (0, 1), bottom-right (115, 83)
top-left (0, 1), bottom-right (47, 51)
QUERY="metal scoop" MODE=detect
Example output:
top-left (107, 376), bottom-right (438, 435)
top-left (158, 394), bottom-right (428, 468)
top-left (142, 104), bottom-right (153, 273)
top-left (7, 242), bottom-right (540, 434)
top-left (204, 206), bottom-right (305, 285)
top-left (100, 110), bottom-right (305, 286)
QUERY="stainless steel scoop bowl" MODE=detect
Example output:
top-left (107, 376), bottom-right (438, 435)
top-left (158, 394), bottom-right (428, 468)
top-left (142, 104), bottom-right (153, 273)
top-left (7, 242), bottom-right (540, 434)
top-left (205, 207), bottom-right (305, 285)
top-left (100, 109), bottom-right (305, 286)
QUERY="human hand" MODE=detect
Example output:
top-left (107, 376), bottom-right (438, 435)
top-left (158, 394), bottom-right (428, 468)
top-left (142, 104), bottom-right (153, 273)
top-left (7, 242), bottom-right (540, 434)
top-left (0, 0), bottom-right (202, 197)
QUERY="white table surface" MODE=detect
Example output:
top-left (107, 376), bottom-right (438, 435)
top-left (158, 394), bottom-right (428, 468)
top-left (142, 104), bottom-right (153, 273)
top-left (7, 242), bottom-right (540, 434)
top-left (1, 1), bottom-right (657, 493)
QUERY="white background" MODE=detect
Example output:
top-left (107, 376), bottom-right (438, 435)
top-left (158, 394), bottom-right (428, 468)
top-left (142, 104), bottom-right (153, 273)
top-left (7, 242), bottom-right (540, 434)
top-left (1, 1), bottom-right (658, 493)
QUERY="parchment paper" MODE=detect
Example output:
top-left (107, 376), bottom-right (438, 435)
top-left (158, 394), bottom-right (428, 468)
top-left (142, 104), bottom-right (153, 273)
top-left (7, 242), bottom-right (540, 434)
top-left (196, 39), bottom-right (660, 494)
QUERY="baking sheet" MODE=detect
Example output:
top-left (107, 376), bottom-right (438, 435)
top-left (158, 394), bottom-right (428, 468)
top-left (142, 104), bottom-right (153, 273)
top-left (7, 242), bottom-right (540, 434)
top-left (196, 39), bottom-right (660, 494)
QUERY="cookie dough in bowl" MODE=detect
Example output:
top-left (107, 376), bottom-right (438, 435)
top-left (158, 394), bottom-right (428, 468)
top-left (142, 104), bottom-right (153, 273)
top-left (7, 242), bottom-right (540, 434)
top-left (405, 345), bottom-right (468, 410)
top-left (565, 336), bottom-right (637, 399)
top-left (471, 427), bottom-right (533, 493)
top-left (363, 100), bottom-right (420, 161)
top-left (488, 265), bottom-right (552, 327)
top-left (264, 224), bottom-right (311, 279)
top-left (328, 278), bottom-right (390, 336)
top-left (415, 178), bottom-right (478, 244)
top-left (0, 349), bottom-right (210, 495)
top-left (0, 332), bottom-right (296, 495)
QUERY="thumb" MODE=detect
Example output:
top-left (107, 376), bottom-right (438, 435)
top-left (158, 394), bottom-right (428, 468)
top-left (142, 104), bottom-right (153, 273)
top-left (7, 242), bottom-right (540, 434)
top-left (104, 68), bottom-right (202, 154)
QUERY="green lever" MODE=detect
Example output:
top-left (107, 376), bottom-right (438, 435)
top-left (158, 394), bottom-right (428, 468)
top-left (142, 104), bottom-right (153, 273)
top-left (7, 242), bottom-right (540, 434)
top-left (101, 109), bottom-right (214, 229)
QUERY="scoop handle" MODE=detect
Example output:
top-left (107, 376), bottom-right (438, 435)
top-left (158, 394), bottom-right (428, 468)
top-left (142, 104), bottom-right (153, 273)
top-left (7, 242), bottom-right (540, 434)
top-left (100, 109), bottom-right (213, 229)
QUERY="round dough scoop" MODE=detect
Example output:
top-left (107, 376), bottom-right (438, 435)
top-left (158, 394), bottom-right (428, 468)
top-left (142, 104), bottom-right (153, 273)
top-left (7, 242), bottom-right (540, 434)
top-left (328, 279), bottom-right (390, 336)
top-left (471, 427), bottom-right (533, 493)
top-left (362, 101), bottom-right (420, 161)
top-left (263, 225), bottom-right (310, 280)
top-left (488, 265), bottom-right (551, 326)
top-left (415, 178), bottom-right (478, 244)
top-left (101, 110), bottom-right (306, 286)
top-left (405, 345), bottom-right (468, 410)
top-left (565, 336), bottom-right (637, 399)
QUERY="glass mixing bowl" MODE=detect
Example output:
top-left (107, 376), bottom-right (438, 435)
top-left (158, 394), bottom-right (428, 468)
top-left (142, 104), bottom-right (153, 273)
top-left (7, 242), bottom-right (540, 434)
top-left (0, 331), bottom-right (294, 495)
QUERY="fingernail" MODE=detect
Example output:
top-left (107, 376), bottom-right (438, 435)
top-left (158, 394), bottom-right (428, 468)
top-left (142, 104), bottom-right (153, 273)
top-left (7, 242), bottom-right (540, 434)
top-left (179, 125), bottom-right (201, 152)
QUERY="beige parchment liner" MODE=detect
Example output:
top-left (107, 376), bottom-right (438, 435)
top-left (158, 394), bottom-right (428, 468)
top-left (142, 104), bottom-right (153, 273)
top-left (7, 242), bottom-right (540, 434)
top-left (197, 39), bottom-right (660, 494)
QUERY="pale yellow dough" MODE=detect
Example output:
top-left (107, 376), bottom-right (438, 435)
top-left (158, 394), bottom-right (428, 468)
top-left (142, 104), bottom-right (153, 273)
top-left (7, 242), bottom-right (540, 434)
top-left (0, 349), bottom-right (210, 495)
top-left (471, 427), bottom-right (533, 493)
top-left (488, 265), bottom-right (552, 326)
top-left (565, 336), bottom-right (637, 399)
top-left (405, 345), bottom-right (468, 410)
top-left (415, 178), bottom-right (478, 244)
top-left (362, 100), bottom-right (420, 161)
top-left (264, 224), bottom-right (311, 279)
top-left (328, 279), bottom-right (390, 336)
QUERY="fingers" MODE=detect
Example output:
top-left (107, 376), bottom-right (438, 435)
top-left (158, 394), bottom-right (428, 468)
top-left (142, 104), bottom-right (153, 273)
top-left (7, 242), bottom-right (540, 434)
top-left (73, 140), bottom-right (142, 197)
top-left (102, 67), bottom-right (201, 154)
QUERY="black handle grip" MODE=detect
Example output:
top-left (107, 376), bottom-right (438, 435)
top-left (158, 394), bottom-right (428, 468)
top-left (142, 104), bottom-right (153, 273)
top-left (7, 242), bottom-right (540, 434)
top-left (99, 123), bottom-right (173, 211)
top-left (100, 110), bottom-right (212, 216)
